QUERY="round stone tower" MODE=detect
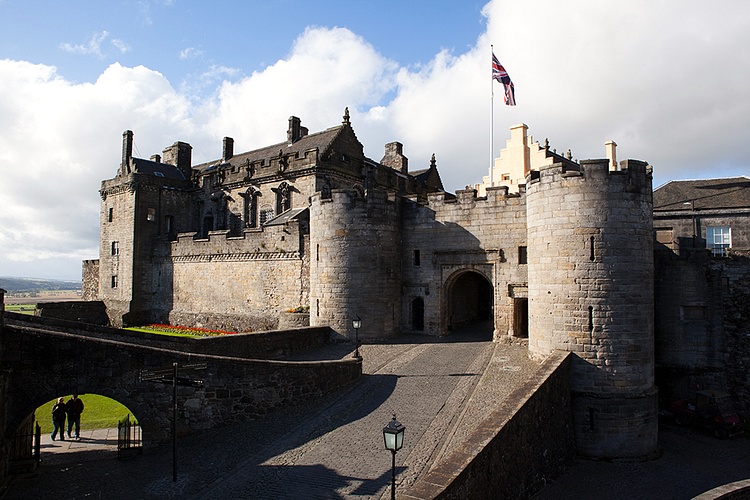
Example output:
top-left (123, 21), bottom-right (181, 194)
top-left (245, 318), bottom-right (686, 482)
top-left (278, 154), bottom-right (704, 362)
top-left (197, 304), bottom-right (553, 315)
top-left (308, 188), bottom-right (402, 340)
top-left (526, 158), bottom-right (657, 459)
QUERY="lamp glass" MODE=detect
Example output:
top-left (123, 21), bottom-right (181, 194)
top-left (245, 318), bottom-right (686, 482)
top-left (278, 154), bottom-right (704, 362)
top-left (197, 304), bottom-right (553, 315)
top-left (352, 316), bottom-right (362, 330)
top-left (383, 415), bottom-right (405, 452)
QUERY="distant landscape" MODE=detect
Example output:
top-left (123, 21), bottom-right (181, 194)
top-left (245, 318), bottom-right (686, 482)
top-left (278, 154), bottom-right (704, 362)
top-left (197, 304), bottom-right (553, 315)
top-left (0, 276), bottom-right (82, 304)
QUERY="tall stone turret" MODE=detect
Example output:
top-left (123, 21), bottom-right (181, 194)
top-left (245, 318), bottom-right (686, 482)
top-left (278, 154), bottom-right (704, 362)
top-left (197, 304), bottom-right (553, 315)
top-left (309, 188), bottom-right (402, 339)
top-left (526, 158), bottom-right (657, 459)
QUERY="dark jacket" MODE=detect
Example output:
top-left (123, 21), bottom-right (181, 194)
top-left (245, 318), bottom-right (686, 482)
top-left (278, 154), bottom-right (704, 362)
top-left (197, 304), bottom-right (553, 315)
top-left (52, 403), bottom-right (67, 422)
top-left (66, 397), bottom-right (84, 417)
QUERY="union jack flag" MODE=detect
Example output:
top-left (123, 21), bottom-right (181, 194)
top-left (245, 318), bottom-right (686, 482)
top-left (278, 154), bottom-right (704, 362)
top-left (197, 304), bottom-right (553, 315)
top-left (492, 52), bottom-right (516, 106)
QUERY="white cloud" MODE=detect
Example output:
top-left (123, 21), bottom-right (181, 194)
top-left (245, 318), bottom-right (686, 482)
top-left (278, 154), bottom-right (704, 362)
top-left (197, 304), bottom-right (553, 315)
top-left (179, 47), bottom-right (204, 60)
top-left (111, 38), bottom-right (130, 54)
top-left (59, 31), bottom-right (110, 58)
top-left (2, 0), bottom-right (750, 279)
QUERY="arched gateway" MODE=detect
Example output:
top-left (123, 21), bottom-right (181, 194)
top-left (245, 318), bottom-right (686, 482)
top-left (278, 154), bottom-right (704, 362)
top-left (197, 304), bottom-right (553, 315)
top-left (444, 270), bottom-right (494, 336)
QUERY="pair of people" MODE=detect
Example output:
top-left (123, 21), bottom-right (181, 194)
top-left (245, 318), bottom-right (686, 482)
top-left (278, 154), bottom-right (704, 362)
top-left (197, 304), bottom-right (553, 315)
top-left (50, 394), bottom-right (84, 441)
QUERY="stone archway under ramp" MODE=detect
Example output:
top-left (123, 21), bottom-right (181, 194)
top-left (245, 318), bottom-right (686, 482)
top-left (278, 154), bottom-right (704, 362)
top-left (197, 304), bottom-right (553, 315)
top-left (445, 270), bottom-right (494, 338)
top-left (0, 314), bottom-right (361, 466)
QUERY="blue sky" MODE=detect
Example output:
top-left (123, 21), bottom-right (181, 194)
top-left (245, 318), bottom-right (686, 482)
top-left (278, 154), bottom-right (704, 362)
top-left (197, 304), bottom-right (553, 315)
top-left (1, 0), bottom-right (749, 280)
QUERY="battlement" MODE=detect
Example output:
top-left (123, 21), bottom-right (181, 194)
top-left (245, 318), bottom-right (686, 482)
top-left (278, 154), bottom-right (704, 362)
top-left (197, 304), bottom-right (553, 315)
top-left (527, 158), bottom-right (652, 195)
top-left (427, 184), bottom-right (524, 210)
top-left (169, 220), bottom-right (303, 258)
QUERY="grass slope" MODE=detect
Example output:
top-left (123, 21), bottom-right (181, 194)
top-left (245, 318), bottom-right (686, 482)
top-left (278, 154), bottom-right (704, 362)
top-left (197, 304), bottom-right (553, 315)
top-left (36, 394), bottom-right (136, 433)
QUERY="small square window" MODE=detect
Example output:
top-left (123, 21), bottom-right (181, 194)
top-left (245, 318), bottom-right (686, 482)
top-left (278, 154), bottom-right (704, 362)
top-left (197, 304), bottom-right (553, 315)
top-left (706, 226), bottom-right (731, 256)
top-left (111, 275), bottom-right (118, 288)
top-left (147, 208), bottom-right (156, 222)
top-left (111, 241), bottom-right (119, 256)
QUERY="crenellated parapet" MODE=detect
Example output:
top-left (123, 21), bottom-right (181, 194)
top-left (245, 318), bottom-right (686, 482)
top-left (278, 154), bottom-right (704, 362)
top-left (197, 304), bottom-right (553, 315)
top-left (168, 220), bottom-right (304, 259)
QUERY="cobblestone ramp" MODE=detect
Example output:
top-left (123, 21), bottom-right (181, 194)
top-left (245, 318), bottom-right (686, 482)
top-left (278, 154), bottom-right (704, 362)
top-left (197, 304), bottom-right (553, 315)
top-left (3, 332), bottom-right (541, 499)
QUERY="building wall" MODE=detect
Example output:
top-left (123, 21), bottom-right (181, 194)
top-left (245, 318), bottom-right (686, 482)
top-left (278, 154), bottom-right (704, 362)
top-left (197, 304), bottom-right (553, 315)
top-left (401, 186), bottom-right (528, 338)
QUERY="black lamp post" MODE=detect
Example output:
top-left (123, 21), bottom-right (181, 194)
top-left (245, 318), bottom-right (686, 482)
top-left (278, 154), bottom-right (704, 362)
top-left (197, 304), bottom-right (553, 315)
top-left (352, 315), bottom-right (362, 359)
top-left (383, 413), bottom-right (406, 500)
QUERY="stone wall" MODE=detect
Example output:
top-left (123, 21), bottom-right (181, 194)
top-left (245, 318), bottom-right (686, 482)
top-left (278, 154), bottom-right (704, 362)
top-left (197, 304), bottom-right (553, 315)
top-left (34, 301), bottom-right (109, 325)
top-left (148, 219), bottom-right (309, 332)
top-left (81, 259), bottom-right (99, 301)
top-left (8, 312), bottom-right (329, 360)
top-left (402, 186), bottom-right (528, 337)
top-left (654, 249), bottom-right (750, 415)
top-left (716, 252), bottom-right (750, 415)
top-left (403, 351), bottom-right (573, 499)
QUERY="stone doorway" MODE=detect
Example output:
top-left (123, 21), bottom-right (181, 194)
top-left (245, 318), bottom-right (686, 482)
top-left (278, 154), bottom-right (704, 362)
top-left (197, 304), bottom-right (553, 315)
top-left (446, 270), bottom-right (493, 334)
top-left (411, 297), bottom-right (425, 331)
top-left (513, 298), bottom-right (528, 338)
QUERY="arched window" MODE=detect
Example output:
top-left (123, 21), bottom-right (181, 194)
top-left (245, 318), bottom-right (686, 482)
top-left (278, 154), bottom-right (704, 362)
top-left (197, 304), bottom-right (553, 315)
top-left (275, 182), bottom-right (291, 215)
top-left (242, 187), bottom-right (258, 228)
top-left (201, 213), bottom-right (214, 238)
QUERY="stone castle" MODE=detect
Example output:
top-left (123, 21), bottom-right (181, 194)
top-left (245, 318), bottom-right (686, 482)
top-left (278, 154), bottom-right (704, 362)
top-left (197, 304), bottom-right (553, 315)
top-left (84, 109), bottom-right (750, 461)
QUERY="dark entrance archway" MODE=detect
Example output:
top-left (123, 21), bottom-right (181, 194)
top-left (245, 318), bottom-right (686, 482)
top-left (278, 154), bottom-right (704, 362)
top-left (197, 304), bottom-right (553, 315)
top-left (446, 271), bottom-right (494, 337)
top-left (411, 297), bottom-right (425, 331)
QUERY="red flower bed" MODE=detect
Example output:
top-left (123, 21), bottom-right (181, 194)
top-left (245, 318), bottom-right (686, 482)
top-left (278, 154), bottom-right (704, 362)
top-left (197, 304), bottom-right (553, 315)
top-left (147, 324), bottom-right (240, 336)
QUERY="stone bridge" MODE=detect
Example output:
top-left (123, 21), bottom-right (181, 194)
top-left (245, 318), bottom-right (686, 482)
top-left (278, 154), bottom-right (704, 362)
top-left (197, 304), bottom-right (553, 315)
top-left (0, 311), bottom-right (360, 470)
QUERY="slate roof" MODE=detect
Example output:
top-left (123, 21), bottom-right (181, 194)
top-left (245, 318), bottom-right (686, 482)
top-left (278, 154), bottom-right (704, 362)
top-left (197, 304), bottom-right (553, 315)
top-left (264, 207), bottom-right (308, 226)
top-left (654, 177), bottom-right (750, 211)
top-left (133, 158), bottom-right (187, 180)
top-left (193, 125), bottom-right (347, 172)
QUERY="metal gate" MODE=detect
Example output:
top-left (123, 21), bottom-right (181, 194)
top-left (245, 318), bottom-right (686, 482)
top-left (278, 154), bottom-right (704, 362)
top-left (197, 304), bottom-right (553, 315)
top-left (117, 413), bottom-right (142, 459)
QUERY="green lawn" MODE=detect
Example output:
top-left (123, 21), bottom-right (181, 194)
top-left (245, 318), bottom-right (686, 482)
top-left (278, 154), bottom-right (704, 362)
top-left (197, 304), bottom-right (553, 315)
top-left (5, 304), bottom-right (35, 315)
top-left (36, 394), bottom-right (137, 433)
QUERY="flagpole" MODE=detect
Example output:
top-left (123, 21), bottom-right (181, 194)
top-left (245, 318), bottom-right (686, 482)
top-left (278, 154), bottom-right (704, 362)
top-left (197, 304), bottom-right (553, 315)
top-left (490, 44), bottom-right (494, 187)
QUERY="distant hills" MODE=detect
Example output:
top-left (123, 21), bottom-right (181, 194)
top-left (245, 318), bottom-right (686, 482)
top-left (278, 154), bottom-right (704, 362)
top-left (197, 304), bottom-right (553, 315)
top-left (0, 277), bottom-right (82, 294)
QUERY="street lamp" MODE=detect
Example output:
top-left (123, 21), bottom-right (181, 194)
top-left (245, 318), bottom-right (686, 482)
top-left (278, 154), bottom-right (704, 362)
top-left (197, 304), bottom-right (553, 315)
top-left (352, 315), bottom-right (362, 359)
top-left (383, 413), bottom-right (406, 500)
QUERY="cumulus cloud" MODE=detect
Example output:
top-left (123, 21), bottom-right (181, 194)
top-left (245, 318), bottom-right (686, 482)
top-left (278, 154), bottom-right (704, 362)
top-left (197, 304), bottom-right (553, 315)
top-left (2, 0), bottom-right (750, 279)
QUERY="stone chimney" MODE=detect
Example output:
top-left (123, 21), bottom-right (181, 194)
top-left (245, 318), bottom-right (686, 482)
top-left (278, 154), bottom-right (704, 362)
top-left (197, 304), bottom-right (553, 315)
top-left (150, 154), bottom-right (161, 163)
top-left (162, 141), bottom-right (193, 180)
top-left (287, 116), bottom-right (308, 144)
top-left (605, 140), bottom-right (617, 171)
top-left (223, 137), bottom-right (234, 162)
top-left (120, 130), bottom-right (133, 176)
top-left (380, 142), bottom-right (409, 174)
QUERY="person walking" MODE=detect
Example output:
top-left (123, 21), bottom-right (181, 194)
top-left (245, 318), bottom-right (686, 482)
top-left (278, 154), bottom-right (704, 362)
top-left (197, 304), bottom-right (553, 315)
top-left (51, 397), bottom-right (67, 441)
top-left (66, 394), bottom-right (84, 440)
